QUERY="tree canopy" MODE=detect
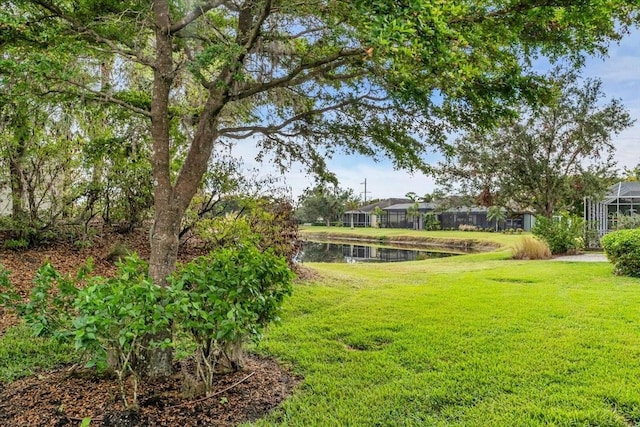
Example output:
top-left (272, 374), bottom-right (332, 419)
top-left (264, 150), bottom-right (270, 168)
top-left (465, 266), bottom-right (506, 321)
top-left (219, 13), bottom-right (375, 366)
top-left (296, 185), bottom-right (357, 226)
top-left (437, 68), bottom-right (635, 217)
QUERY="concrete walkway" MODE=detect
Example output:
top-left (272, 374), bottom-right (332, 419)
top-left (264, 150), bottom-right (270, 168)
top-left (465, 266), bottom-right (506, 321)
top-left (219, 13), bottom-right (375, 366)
top-left (550, 253), bottom-right (609, 262)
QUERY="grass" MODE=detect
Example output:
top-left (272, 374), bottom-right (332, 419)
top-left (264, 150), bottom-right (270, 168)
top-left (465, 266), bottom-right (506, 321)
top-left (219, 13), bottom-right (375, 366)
top-left (512, 236), bottom-right (552, 260)
top-left (246, 238), bottom-right (640, 426)
top-left (3, 229), bottom-right (637, 426)
top-left (0, 324), bottom-right (81, 382)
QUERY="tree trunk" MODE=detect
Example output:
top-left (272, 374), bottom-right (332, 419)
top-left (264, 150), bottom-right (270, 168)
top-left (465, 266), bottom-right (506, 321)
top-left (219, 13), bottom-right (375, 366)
top-left (9, 156), bottom-right (26, 221)
top-left (8, 111), bottom-right (28, 222)
top-left (144, 205), bottom-right (182, 378)
top-left (144, 0), bottom-right (237, 378)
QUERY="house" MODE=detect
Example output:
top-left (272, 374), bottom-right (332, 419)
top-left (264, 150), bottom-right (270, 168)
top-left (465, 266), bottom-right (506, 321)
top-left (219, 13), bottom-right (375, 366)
top-left (584, 181), bottom-right (640, 236)
top-left (342, 198), bottom-right (410, 228)
top-left (437, 206), bottom-right (535, 231)
top-left (344, 198), bottom-right (535, 231)
top-left (379, 202), bottom-right (436, 229)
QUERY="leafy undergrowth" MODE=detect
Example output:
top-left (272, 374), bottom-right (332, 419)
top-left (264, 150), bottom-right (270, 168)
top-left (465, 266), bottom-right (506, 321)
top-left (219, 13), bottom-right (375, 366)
top-left (0, 229), bottom-right (213, 334)
top-left (0, 229), bottom-right (299, 426)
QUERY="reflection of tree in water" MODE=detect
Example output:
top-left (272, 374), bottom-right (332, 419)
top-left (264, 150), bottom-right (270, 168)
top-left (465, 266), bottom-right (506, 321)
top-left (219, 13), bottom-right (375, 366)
top-left (296, 242), bottom-right (346, 263)
top-left (298, 241), bottom-right (457, 263)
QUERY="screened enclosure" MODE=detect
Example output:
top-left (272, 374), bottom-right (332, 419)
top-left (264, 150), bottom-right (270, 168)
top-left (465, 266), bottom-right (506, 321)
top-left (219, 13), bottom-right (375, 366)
top-left (584, 182), bottom-right (640, 237)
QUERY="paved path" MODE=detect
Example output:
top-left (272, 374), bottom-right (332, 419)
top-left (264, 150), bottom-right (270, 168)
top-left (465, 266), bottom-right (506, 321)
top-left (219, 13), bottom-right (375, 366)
top-left (551, 253), bottom-right (609, 262)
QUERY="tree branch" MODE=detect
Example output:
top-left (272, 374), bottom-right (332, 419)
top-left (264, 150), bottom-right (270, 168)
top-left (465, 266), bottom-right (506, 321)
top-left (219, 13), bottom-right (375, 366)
top-left (169, 0), bottom-right (227, 33)
top-left (450, 0), bottom-right (572, 25)
top-left (41, 85), bottom-right (152, 118)
top-left (32, 0), bottom-right (155, 68)
top-left (218, 94), bottom-right (373, 139)
top-left (229, 48), bottom-right (364, 101)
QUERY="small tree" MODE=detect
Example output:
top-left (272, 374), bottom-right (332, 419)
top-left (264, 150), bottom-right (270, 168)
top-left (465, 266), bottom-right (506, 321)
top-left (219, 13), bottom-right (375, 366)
top-left (437, 68), bottom-right (634, 217)
top-left (487, 206), bottom-right (506, 231)
top-left (296, 185), bottom-right (355, 226)
top-left (407, 203), bottom-right (421, 230)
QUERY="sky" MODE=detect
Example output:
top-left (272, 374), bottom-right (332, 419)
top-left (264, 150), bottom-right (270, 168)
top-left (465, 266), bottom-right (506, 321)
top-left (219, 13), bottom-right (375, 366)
top-left (235, 28), bottom-right (640, 203)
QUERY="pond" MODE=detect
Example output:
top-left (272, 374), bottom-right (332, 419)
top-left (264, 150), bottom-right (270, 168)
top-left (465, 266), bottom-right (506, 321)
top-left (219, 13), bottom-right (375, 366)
top-left (297, 240), bottom-right (468, 263)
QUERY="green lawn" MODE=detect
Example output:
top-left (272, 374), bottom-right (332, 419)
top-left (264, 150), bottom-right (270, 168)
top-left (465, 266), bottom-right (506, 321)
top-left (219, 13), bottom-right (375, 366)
top-left (248, 242), bottom-right (640, 426)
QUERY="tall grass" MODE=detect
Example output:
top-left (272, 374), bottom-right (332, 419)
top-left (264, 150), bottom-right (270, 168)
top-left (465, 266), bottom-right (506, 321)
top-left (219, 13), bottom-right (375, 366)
top-left (512, 236), bottom-right (552, 260)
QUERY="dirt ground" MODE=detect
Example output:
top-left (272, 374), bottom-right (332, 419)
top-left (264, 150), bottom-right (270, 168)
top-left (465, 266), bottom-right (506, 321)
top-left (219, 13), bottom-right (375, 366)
top-left (0, 229), bottom-right (300, 426)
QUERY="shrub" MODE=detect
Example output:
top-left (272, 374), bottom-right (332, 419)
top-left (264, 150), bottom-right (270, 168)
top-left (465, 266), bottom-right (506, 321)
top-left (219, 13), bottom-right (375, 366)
top-left (0, 256), bottom-right (165, 408)
top-left (458, 224), bottom-right (479, 232)
top-left (0, 243), bottom-right (294, 402)
top-left (601, 229), bottom-right (640, 277)
top-left (195, 199), bottom-right (300, 267)
top-left (73, 255), bottom-right (171, 408)
top-left (532, 212), bottom-right (584, 255)
top-left (170, 244), bottom-right (294, 395)
top-left (2, 238), bottom-right (29, 251)
top-left (0, 217), bottom-right (63, 248)
top-left (14, 262), bottom-right (91, 339)
top-left (512, 237), bottom-right (551, 260)
top-left (613, 213), bottom-right (640, 230)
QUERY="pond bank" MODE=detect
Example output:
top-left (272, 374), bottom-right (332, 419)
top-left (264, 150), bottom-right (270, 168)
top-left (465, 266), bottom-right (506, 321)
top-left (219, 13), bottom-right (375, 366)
top-left (300, 231), bottom-right (501, 252)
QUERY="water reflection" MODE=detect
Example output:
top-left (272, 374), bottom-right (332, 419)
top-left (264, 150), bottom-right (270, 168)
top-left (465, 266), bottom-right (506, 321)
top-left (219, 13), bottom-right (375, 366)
top-left (297, 241), bottom-right (459, 263)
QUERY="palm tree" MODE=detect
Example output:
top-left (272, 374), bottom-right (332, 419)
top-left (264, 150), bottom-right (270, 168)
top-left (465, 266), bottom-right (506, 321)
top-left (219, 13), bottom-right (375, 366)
top-left (487, 205), bottom-right (506, 231)
top-left (407, 202), bottom-right (421, 230)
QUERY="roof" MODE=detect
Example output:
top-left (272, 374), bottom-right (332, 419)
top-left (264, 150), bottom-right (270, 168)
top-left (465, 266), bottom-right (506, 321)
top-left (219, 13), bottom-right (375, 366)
top-left (384, 202), bottom-right (437, 211)
top-left (602, 182), bottom-right (640, 204)
top-left (440, 205), bottom-right (489, 213)
top-left (383, 203), bottom-right (499, 214)
top-left (345, 198), bottom-right (412, 213)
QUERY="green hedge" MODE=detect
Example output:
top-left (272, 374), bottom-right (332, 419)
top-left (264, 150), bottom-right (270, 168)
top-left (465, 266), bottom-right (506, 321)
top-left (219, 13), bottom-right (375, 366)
top-left (601, 229), bottom-right (640, 277)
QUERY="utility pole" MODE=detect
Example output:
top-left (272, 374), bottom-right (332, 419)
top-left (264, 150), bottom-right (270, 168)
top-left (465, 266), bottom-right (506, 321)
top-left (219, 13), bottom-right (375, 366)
top-left (361, 178), bottom-right (371, 203)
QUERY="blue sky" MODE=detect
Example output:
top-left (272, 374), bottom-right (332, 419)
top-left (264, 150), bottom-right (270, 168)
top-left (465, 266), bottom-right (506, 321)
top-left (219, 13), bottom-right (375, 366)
top-left (238, 28), bottom-right (640, 202)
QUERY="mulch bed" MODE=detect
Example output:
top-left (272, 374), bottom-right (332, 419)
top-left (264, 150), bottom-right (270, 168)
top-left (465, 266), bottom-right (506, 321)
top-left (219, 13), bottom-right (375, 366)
top-left (0, 228), bottom-right (301, 426)
top-left (0, 355), bottom-right (299, 426)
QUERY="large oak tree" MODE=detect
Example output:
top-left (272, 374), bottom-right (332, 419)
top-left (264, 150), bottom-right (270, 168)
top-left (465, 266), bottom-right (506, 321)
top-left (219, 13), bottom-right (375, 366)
top-left (1, 0), bottom-right (638, 375)
top-left (437, 68), bottom-right (635, 217)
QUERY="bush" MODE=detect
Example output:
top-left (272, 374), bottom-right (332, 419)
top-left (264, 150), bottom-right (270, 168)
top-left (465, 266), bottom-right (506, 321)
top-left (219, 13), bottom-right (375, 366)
top-left (2, 238), bottom-right (29, 251)
top-left (0, 243), bottom-right (294, 402)
top-left (170, 244), bottom-right (294, 395)
top-left (613, 213), bottom-right (640, 230)
top-left (532, 213), bottom-right (584, 255)
top-left (512, 237), bottom-right (551, 260)
top-left (195, 199), bottom-right (300, 267)
top-left (458, 224), bottom-right (479, 232)
top-left (423, 214), bottom-right (440, 231)
top-left (73, 255), bottom-right (171, 408)
top-left (601, 229), bottom-right (640, 277)
top-left (0, 217), bottom-right (61, 248)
